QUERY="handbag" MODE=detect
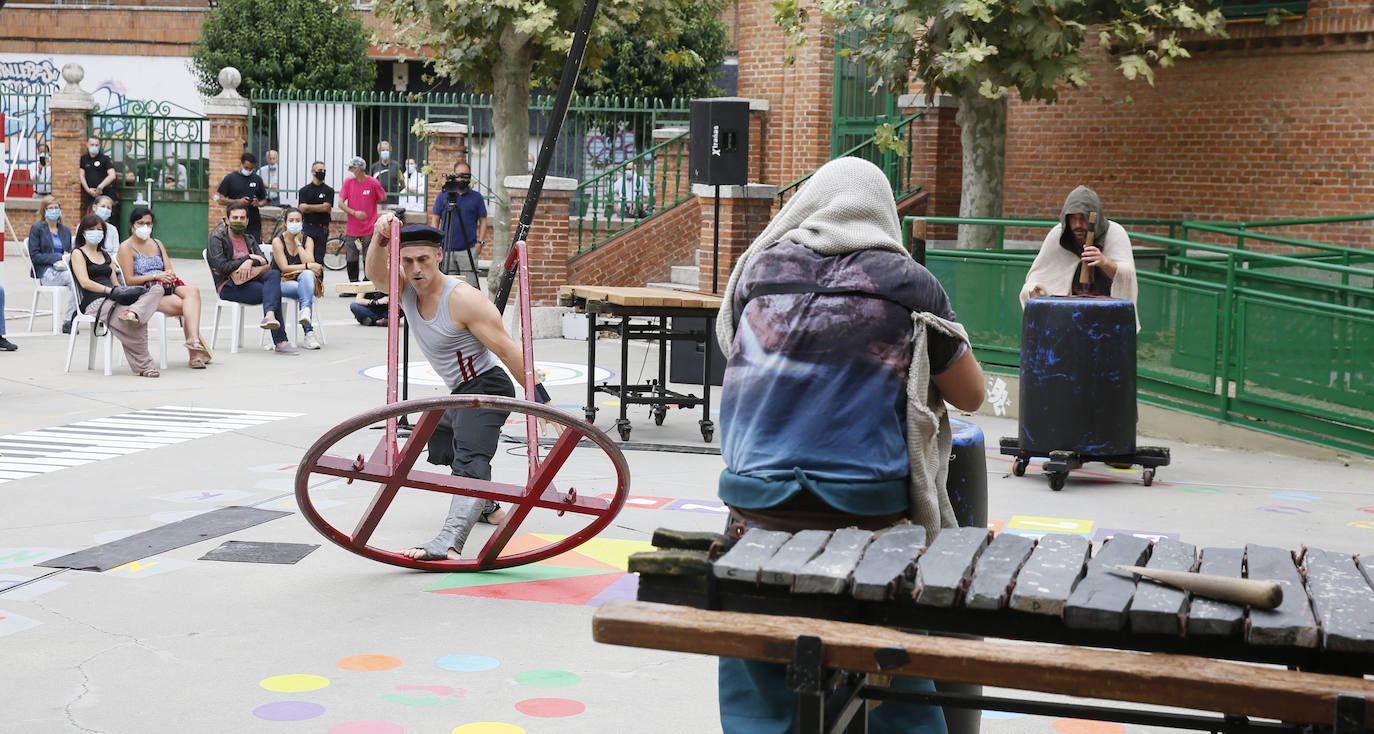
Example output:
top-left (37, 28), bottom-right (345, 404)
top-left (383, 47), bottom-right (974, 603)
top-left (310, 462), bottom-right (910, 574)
top-left (108, 285), bottom-right (144, 305)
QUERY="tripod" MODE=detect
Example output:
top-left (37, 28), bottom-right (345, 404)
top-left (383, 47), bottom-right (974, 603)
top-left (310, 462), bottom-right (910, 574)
top-left (439, 186), bottom-right (480, 288)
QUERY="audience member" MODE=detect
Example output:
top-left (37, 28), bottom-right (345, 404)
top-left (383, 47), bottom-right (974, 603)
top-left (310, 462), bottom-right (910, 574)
top-left (339, 156), bottom-right (385, 283)
top-left (69, 214), bottom-right (164, 377)
top-left (0, 285), bottom-right (15, 351)
top-left (161, 153), bottom-right (188, 190)
top-left (271, 207), bottom-right (324, 350)
top-left (613, 159), bottom-right (651, 217)
top-left (262, 149), bottom-right (281, 205)
top-left (428, 161), bottom-right (487, 287)
top-left (79, 137), bottom-right (118, 220)
top-left (92, 195), bottom-right (120, 256)
top-left (400, 157), bottom-right (425, 212)
top-left (206, 202), bottom-right (297, 355)
top-left (34, 144), bottom-right (51, 195)
top-left (372, 141), bottom-right (399, 195)
top-left (27, 194), bottom-right (77, 332)
top-left (350, 290), bottom-right (389, 326)
top-left (297, 160), bottom-right (335, 265)
top-left (215, 152), bottom-right (268, 240)
top-left (117, 206), bottom-right (212, 369)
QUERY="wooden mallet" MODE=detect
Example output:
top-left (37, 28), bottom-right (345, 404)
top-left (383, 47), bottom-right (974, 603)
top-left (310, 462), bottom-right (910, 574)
top-left (1078, 211), bottom-right (1099, 286)
top-left (1116, 565), bottom-right (1284, 610)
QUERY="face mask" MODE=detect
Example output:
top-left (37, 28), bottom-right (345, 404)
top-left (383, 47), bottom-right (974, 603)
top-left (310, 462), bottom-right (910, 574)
top-left (286, 221), bottom-right (303, 235)
top-left (45, 207), bottom-right (61, 221)
top-left (379, 151), bottom-right (391, 162)
top-left (95, 206), bottom-right (112, 221)
top-left (228, 221), bottom-right (248, 235)
top-left (87, 146), bottom-right (99, 156)
top-left (84, 230), bottom-right (104, 245)
top-left (314, 170), bottom-right (326, 180)
top-left (241, 168), bottom-right (252, 177)
top-left (407, 164), bottom-right (417, 174)
top-left (166, 158), bottom-right (175, 168)
top-left (134, 224), bottom-right (153, 240)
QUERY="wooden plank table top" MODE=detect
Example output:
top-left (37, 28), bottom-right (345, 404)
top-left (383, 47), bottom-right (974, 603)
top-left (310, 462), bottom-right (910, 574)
top-left (334, 280), bottom-right (376, 295)
top-left (559, 284), bottom-right (723, 310)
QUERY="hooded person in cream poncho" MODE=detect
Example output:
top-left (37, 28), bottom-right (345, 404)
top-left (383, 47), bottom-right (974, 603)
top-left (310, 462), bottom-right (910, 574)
top-left (1020, 186), bottom-right (1140, 329)
top-left (712, 157), bottom-right (984, 734)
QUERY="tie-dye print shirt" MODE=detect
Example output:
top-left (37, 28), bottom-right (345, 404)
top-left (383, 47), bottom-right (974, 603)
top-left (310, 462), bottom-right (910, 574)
top-left (719, 240), bottom-right (965, 514)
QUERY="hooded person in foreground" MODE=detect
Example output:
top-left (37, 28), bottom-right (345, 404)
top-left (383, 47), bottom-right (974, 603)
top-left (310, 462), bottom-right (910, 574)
top-left (713, 157), bottom-right (985, 733)
top-left (1019, 186), bottom-right (1139, 315)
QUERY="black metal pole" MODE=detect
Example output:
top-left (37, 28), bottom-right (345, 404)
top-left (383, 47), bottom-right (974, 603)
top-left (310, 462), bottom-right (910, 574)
top-left (711, 184), bottom-right (721, 293)
top-left (494, 0), bottom-right (601, 314)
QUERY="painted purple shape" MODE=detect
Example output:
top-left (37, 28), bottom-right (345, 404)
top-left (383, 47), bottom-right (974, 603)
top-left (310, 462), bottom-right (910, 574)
top-left (1092, 528), bottom-right (1181, 544)
top-left (586, 571), bottom-right (639, 606)
top-left (662, 499), bottom-right (728, 514)
top-left (253, 701), bottom-right (325, 721)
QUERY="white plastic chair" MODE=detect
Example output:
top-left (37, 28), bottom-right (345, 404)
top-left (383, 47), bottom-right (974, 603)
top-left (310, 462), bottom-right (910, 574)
top-left (62, 253), bottom-right (120, 375)
top-left (20, 238), bottom-right (69, 334)
top-left (205, 248), bottom-right (293, 352)
top-left (112, 259), bottom-right (169, 370)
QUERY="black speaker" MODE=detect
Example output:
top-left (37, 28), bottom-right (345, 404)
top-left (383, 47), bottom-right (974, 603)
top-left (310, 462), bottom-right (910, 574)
top-left (689, 98), bottom-right (749, 186)
top-left (669, 317), bottom-right (726, 386)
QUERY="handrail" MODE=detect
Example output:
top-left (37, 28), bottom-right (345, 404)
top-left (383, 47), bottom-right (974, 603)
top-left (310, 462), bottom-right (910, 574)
top-left (1239, 213), bottom-right (1374, 229)
top-left (775, 111), bottom-right (925, 207)
top-left (1181, 221), bottom-right (1371, 260)
top-left (573, 130), bottom-right (691, 255)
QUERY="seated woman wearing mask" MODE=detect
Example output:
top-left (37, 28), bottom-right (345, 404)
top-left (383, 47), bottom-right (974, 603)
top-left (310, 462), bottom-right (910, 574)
top-left (92, 195), bottom-right (120, 256)
top-left (27, 194), bottom-right (78, 331)
top-left (69, 214), bottom-right (165, 377)
top-left (117, 206), bottom-right (212, 369)
top-left (270, 207), bottom-right (324, 350)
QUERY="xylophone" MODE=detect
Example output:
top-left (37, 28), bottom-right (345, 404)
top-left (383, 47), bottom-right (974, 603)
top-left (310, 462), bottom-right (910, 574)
top-left (629, 526), bottom-right (1374, 675)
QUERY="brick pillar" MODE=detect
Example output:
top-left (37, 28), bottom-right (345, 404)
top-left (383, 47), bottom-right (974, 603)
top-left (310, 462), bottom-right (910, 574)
top-left (694, 183), bottom-right (778, 293)
top-left (502, 175), bottom-right (578, 306)
top-left (901, 93), bottom-right (963, 243)
top-left (48, 63), bottom-right (95, 213)
top-left (748, 104), bottom-right (768, 184)
top-left (422, 121), bottom-right (468, 213)
top-left (652, 126), bottom-right (690, 206)
top-left (205, 67), bottom-right (250, 236)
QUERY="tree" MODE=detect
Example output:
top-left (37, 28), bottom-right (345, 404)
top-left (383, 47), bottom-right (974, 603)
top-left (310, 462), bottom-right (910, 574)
top-left (575, 0), bottom-right (728, 101)
top-left (373, 0), bottom-right (681, 295)
top-left (190, 0), bottom-right (376, 98)
top-left (775, 0), bottom-right (1227, 249)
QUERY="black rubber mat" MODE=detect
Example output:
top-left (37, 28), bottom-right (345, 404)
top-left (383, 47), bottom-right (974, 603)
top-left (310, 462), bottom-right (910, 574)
top-left (37, 507), bottom-right (291, 572)
top-left (199, 541), bottom-right (319, 565)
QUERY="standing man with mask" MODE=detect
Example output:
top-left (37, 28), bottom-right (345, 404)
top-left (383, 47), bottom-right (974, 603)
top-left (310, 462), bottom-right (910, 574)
top-left (262, 149), bottom-right (281, 205)
top-left (297, 160), bottom-right (335, 267)
top-left (340, 156), bottom-right (385, 283)
top-left (160, 153), bottom-right (188, 190)
top-left (400, 157), bottom-right (425, 212)
top-left (372, 141), bottom-right (400, 198)
top-left (214, 152), bottom-right (268, 240)
top-left (79, 137), bottom-right (118, 223)
top-left (428, 161), bottom-right (487, 288)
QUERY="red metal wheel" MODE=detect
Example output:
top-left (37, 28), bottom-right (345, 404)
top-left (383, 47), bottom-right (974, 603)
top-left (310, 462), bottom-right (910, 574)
top-left (294, 395), bottom-right (629, 572)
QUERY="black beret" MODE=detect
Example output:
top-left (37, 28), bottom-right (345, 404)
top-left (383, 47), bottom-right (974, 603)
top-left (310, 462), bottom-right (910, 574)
top-left (399, 224), bottom-right (443, 247)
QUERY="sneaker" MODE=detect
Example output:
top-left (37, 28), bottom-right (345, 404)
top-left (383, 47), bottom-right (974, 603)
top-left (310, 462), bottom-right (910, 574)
top-left (302, 331), bottom-right (322, 350)
top-left (359, 317), bottom-right (376, 327)
top-left (261, 316), bottom-right (281, 330)
top-left (273, 343), bottom-right (299, 355)
top-left (61, 319), bottom-right (72, 334)
top-left (0, 336), bottom-right (17, 352)
top-left (298, 307), bottom-right (313, 327)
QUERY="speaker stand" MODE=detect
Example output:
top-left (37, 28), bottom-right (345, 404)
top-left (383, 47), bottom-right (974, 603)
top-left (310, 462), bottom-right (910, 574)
top-left (711, 184), bottom-right (721, 293)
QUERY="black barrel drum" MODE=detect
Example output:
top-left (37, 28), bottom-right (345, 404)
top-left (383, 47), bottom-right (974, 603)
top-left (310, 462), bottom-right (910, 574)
top-left (1019, 297), bottom-right (1137, 457)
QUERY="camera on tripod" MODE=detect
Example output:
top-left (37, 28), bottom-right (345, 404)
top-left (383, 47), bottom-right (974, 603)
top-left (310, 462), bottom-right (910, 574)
top-left (442, 173), bottom-right (472, 195)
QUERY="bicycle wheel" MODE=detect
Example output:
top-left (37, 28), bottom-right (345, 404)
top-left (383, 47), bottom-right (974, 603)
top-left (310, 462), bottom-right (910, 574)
top-left (322, 237), bottom-right (347, 271)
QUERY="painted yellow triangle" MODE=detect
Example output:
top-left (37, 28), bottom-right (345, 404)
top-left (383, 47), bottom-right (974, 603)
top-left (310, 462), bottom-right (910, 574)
top-left (531, 534), bottom-right (655, 571)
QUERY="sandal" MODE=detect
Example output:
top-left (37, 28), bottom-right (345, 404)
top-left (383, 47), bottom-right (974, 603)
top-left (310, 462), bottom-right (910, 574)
top-left (186, 339), bottom-right (213, 364)
top-left (118, 311), bottom-right (141, 328)
top-left (139, 368), bottom-right (160, 378)
top-left (187, 354), bottom-right (206, 370)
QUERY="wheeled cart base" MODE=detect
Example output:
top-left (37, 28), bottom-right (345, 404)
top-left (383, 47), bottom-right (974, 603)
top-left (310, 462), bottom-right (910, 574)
top-left (999, 437), bottom-right (1170, 491)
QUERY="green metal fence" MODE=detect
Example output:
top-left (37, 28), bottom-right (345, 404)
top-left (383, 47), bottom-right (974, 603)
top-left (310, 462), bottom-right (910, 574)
top-left (573, 130), bottom-right (690, 255)
top-left (777, 111), bottom-right (925, 209)
top-left (912, 216), bottom-right (1374, 456)
top-left (249, 89), bottom-right (690, 221)
top-left (90, 100), bottom-right (210, 257)
top-left (1, 92), bottom-right (51, 197)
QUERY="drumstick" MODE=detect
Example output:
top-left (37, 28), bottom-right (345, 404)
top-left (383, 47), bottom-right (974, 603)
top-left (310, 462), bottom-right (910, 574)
top-left (1116, 564), bottom-right (1283, 610)
top-left (1078, 211), bottom-right (1099, 286)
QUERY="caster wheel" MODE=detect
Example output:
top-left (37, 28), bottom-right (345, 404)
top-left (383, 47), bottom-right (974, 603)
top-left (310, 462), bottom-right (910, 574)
top-left (617, 424), bottom-right (631, 441)
top-left (1049, 473), bottom-right (1066, 491)
top-left (653, 406), bottom-right (667, 426)
top-left (701, 427), bottom-right (714, 442)
top-left (1012, 457), bottom-right (1028, 477)
top-left (1143, 468), bottom-right (1155, 487)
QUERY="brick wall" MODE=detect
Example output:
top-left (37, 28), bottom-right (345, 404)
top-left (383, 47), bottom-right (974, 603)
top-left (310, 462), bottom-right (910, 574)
top-left (568, 197), bottom-right (701, 286)
top-left (0, 6), bottom-right (206, 56)
top-left (696, 188), bottom-right (775, 292)
top-left (207, 113), bottom-right (248, 235)
top-left (735, 0), bottom-right (832, 188)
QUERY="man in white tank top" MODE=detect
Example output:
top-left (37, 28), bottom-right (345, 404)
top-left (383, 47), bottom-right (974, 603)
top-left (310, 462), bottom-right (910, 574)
top-left (366, 215), bottom-right (553, 561)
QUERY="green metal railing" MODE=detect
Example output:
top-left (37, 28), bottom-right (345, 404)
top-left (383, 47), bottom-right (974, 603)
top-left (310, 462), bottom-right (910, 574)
top-left (573, 130), bottom-right (690, 255)
top-left (249, 89), bottom-right (690, 216)
top-left (777, 111), bottom-right (925, 209)
top-left (1, 92), bottom-right (51, 196)
top-left (908, 215), bottom-right (1374, 456)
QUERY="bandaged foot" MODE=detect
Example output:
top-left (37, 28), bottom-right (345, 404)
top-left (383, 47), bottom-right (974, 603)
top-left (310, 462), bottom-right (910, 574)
top-left (403, 494), bottom-right (484, 561)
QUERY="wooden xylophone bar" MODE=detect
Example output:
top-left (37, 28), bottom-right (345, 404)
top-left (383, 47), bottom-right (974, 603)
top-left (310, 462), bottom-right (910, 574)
top-left (628, 526), bottom-right (1374, 675)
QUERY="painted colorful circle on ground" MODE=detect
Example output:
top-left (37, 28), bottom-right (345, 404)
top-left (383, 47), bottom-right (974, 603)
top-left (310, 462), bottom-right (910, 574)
top-left (362, 361), bottom-right (613, 388)
top-left (337, 654), bottom-right (403, 672)
top-left (452, 723), bottom-right (525, 734)
top-left (514, 670), bottom-right (581, 688)
top-left (1052, 719), bottom-right (1127, 734)
top-left (514, 697), bottom-right (586, 717)
top-left (252, 701), bottom-right (326, 721)
top-left (436, 654), bottom-right (500, 672)
top-left (330, 721), bottom-right (404, 734)
top-left (260, 674), bottom-right (331, 692)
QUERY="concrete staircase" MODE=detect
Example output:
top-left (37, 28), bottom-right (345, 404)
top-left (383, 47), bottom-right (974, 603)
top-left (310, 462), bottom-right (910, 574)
top-left (646, 261), bottom-right (701, 291)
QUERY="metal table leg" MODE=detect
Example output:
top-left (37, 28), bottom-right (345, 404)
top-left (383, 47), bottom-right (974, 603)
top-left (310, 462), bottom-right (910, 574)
top-left (584, 310), bottom-right (597, 423)
top-left (700, 316), bottom-right (715, 442)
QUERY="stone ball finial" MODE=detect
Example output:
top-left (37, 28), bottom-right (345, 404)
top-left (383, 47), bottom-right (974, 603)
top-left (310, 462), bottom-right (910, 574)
top-left (61, 63), bottom-right (84, 86)
top-left (218, 67), bottom-right (242, 95)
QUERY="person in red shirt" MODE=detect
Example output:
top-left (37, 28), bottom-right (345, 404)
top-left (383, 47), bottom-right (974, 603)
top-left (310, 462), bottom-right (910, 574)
top-left (338, 156), bottom-right (385, 283)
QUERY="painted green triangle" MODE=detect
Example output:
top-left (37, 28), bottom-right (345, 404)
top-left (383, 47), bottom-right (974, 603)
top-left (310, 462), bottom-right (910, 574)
top-left (423, 564), bottom-right (618, 591)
